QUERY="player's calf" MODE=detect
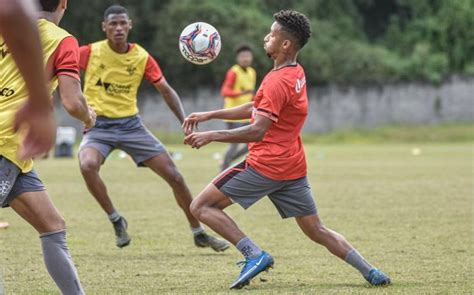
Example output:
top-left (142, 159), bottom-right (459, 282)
top-left (296, 214), bottom-right (391, 286)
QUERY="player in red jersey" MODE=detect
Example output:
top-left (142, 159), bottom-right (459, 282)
top-left (183, 10), bottom-right (391, 289)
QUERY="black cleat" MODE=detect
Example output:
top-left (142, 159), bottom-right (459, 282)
top-left (194, 232), bottom-right (230, 252)
top-left (113, 217), bottom-right (131, 248)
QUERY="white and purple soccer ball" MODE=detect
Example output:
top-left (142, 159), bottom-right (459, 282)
top-left (179, 22), bottom-right (221, 65)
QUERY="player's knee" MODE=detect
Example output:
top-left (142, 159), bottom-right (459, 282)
top-left (189, 198), bottom-right (202, 219)
top-left (41, 215), bottom-right (66, 234)
top-left (56, 216), bottom-right (66, 231)
top-left (166, 170), bottom-right (185, 187)
top-left (80, 158), bottom-right (100, 174)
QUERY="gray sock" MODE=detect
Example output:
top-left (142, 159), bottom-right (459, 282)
top-left (191, 225), bottom-right (205, 236)
top-left (236, 237), bottom-right (262, 259)
top-left (108, 210), bottom-right (121, 223)
top-left (40, 230), bottom-right (84, 295)
top-left (344, 249), bottom-right (374, 278)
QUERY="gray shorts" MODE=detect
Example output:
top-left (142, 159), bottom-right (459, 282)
top-left (0, 156), bottom-right (45, 208)
top-left (79, 115), bottom-right (167, 166)
top-left (213, 161), bottom-right (317, 218)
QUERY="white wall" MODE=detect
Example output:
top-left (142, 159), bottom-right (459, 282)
top-left (55, 76), bottom-right (474, 134)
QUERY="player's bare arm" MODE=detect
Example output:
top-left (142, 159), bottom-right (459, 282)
top-left (0, 0), bottom-right (56, 159)
top-left (184, 114), bottom-right (272, 149)
top-left (58, 75), bottom-right (96, 129)
top-left (182, 102), bottom-right (253, 134)
top-left (154, 79), bottom-right (186, 124)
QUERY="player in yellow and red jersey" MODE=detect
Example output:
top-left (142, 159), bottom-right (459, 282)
top-left (77, 5), bottom-right (229, 251)
top-left (219, 44), bottom-right (256, 171)
top-left (0, 0), bottom-right (52, 232)
top-left (0, 0), bottom-right (56, 161)
top-left (0, 1), bottom-right (96, 293)
top-left (183, 10), bottom-right (391, 289)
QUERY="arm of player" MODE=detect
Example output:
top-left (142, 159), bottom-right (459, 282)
top-left (0, 0), bottom-right (56, 159)
top-left (182, 102), bottom-right (253, 135)
top-left (58, 75), bottom-right (96, 129)
top-left (184, 114), bottom-right (272, 149)
top-left (154, 79), bottom-right (186, 125)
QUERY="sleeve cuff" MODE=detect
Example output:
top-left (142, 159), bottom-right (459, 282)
top-left (256, 108), bottom-right (279, 122)
top-left (152, 76), bottom-right (163, 84)
top-left (56, 69), bottom-right (80, 82)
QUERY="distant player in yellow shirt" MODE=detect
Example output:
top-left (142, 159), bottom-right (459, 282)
top-left (219, 45), bottom-right (256, 170)
top-left (1, 0), bottom-right (96, 293)
top-left (78, 5), bottom-right (229, 251)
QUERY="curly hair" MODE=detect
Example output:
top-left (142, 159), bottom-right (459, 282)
top-left (273, 10), bottom-right (311, 49)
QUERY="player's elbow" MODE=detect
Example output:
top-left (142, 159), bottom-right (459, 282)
top-left (220, 87), bottom-right (229, 98)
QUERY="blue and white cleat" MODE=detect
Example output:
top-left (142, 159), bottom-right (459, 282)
top-left (366, 268), bottom-right (391, 286)
top-left (229, 251), bottom-right (274, 289)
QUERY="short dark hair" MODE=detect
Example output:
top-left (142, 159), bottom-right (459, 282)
top-left (39, 0), bottom-right (60, 12)
top-left (104, 5), bottom-right (129, 19)
top-left (235, 44), bottom-right (253, 55)
top-left (273, 10), bottom-right (311, 49)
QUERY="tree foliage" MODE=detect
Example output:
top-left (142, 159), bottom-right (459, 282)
top-left (60, 0), bottom-right (474, 88)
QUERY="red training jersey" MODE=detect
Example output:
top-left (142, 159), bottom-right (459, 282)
top-left (247, 64), bottom-right (308, 180)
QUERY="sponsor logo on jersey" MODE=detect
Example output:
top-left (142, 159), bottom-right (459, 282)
top-left (96, 79), bottom-right (131, 95)
top-left (295, 77), bottom-right (306, 93)
top-left (0, 87), bottom-right (15, 97)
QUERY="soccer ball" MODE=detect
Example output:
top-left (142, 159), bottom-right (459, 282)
top-left (179, 22), bottom-right (221, 65)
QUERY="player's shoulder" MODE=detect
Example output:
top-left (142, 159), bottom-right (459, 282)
top-left (90, 39), bottom-right (108, 50)
top-left (38, 19), bottom-right (72, 42)
top-left (127, 43), bottom-right (152, 64)
top-left (229, 64), bottom-right (241, 73)
top-left (131, 43), bottom-right (151, 56)
top-left (263, 65), bottom-right (304, 90)
top-left (277, 64), bottom-right (305, 83)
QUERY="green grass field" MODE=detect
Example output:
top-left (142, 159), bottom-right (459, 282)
top-left (0, 142), bottom-right (472, 294)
